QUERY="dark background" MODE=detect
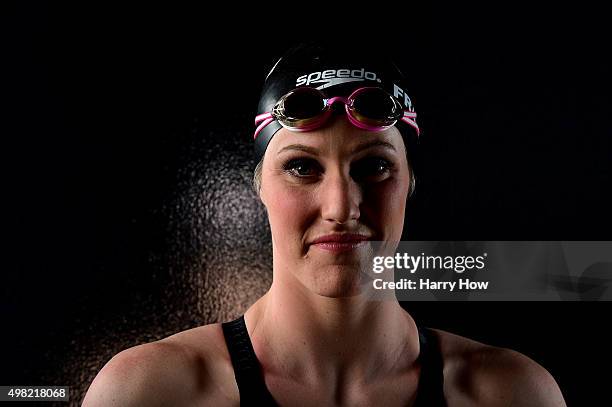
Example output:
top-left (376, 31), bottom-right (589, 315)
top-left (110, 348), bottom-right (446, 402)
top-left (2, 3), bottom-right (610, 406)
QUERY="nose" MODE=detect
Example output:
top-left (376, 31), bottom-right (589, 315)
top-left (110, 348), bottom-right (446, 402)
top-left (319, 166), bottom-right (361, 224)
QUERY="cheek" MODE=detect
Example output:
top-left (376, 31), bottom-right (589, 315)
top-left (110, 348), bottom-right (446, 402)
top-left (362, 175), bottom-right (410, 227)
top-left (264, 180), bottom-right (315, 237)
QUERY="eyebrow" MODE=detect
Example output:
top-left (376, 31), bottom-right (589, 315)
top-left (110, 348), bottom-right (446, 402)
top-left (277, 140), bottom-right (397, 156)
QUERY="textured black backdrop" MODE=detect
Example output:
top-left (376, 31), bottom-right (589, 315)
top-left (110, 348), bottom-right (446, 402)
top-left (3, 3), bottom-right (611, 406)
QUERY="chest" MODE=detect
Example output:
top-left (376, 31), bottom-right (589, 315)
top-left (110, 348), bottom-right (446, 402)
top-left (262, 371), bottom-right (421, 407)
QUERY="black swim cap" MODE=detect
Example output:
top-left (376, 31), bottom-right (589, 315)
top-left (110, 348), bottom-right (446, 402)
top-left (254, 41), bottom-right (420, 164)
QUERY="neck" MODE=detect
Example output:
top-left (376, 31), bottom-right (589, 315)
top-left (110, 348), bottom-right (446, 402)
top-left (245, 263), bottom-right (420, 386)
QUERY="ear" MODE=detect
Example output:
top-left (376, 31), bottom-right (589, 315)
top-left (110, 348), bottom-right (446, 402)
top-left (254, 156), bottom-right (267, 206)
top-left (257, 176), bottom-right (268, 208)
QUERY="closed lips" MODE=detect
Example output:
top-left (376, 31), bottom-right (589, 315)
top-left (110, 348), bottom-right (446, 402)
top-left (311, 234), bottom-right (370, 244)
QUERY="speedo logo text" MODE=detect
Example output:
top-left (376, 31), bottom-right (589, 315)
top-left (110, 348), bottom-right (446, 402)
top-left (296, 68), bottom-right (382, 90)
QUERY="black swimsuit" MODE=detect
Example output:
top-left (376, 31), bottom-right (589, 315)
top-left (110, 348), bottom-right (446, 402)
top-left (221, 315), bottom-right (447, 406)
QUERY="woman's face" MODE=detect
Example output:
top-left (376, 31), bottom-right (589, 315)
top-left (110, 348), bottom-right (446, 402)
top-left (259, 115), bottom-right (411, 298)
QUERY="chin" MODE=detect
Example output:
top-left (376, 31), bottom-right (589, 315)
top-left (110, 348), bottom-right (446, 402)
top-left (306, 264), bottom-right (370, 298)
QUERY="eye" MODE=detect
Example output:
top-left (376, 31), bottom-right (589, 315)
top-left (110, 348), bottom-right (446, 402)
top-left (282, 158), bottom-right (322, 178)
top-left (351, 156), bottom-right (395, 182)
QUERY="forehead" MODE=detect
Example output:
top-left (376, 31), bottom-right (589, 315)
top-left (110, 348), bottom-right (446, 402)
top-left (266, 116), bottom-right (405, 157)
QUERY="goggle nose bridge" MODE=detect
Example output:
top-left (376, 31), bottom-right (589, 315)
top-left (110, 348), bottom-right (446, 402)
top-left (324, 96), bottom-right (351, 108)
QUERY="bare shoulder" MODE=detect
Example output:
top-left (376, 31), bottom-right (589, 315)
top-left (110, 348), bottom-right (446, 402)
top-left (82, 323), bottom-right (238, 407)
top-left (429, 328), bottom-right (567, 407)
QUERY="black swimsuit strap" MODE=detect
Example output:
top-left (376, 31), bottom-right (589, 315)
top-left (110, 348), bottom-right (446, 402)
top-left (221, 315), bottom-right (278, 406)
top-left (414, 327), bottom-right (447, 406)
top-left (221, 315), bottom-right (446, 406)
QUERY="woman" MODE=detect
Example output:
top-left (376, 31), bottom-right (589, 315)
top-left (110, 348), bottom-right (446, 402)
top-left (83, 42), bottom-right (566, 406)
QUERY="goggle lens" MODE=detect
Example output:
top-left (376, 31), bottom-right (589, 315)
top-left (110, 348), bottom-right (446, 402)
top-left (275, 88), bottom-right (326, 121)
top-left (351, 88), bottom-right (401, 124)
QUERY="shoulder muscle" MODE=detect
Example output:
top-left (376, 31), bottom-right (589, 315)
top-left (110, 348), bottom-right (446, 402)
top-left (432, 329), bottom-right (566, 406)
top-left (81, 341), bottom-right (199, 407)
top-left (470, 347), bottom-right (567, 406)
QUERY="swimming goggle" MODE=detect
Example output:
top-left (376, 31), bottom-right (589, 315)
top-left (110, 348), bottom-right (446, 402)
top-left (253, 86), bottom-right (419, 140)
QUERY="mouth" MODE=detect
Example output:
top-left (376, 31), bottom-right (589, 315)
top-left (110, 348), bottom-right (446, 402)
top-left (310, 233), bottom-right (371, 253)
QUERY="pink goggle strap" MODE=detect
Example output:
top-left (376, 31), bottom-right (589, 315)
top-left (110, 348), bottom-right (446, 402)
top-left (254, 113), bottom-right (274, 140)
top-left (401, 111), bottom-right (420, 137)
